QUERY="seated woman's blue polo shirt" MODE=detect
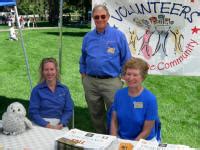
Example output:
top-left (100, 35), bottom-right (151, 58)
top-left (113, 87), bottom-right (158, 140)
top-left (29, 81), bottom-right (74, 127)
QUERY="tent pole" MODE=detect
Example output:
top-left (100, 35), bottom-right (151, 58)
top-left (14, 6), bottom-right (33, 91)
top-left (59, 0), bottom-right (74, 129)
top-left (59, 0), bottom-right (63, 74)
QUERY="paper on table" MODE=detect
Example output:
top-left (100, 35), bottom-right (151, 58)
top-left (55, 128), bottom-right (117, 150)
top-left (134, 139), bottom-right (191, 150)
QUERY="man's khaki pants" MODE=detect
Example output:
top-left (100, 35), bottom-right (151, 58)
top-left (82, 76), bottom-right (123, 134)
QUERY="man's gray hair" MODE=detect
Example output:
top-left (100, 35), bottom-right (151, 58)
top-left (92, 4), bottom-right (110, 16)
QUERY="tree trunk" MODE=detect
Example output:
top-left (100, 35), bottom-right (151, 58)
top-left (48, 0), bottom-right (59, 25)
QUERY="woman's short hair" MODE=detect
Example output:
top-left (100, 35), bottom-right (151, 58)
top-left (123, 57), bottom-right (149, 79)
top-left (92, 4), bottom-right (110, 17)
top-left (39, 57), bottom-right (60, 83)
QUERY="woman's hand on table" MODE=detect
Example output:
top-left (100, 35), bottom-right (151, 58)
top-left (46, 123), bottom-right (55, 129)
top-left (45, 123), bottom-right (63, 130)
top-left (55, 124), bottom-right (63, 130)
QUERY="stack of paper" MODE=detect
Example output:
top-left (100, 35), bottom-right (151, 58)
top-left (55, 128), bottom-right (117, 150)
top-left (134, 139), bottom-right (192, 150)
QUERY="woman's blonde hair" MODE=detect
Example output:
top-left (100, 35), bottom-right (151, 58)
top-left (123, 57), bottom-right (149, 79)
top-left (39, 57), bottom-right (60, 83)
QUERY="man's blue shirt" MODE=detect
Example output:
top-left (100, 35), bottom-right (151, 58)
top-left (113, 87), bottom-right (158, 140)
top-left (29, 81), bottom-right (74, 127)
top-left (79, 24), bottom-right (131, 77)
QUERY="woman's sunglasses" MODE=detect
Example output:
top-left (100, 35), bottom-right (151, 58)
top-left (93, 15), bottom-right (106, 20)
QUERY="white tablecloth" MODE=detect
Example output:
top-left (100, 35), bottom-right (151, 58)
top-left (0, 121), bottom-right (67, 150)
top-left (0, 121), bottom-right (192, 150)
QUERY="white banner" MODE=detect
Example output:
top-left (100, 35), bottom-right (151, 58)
top-left (92, 0), bottom-right (200, 76)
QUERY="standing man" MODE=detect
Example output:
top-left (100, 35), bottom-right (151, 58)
top-left (79, 4), bottom-right (131, 134)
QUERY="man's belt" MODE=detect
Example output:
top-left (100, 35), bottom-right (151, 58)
top-left (88, 75), bottom-right (113, 79)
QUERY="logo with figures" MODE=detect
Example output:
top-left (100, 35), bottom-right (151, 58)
top-left (106, 0), bottom-right (200, 74)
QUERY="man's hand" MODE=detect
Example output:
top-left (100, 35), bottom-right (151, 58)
top-left (81, 73), bottom-right (86, 79)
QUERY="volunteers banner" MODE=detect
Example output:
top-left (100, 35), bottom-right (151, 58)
top-left (92, 0), bottom-right (200, 76)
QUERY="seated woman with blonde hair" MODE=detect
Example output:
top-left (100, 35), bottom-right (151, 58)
top-left (29, 57), bottom-right (74, 130)
top-left (110, 57), bottom-right (160, 141)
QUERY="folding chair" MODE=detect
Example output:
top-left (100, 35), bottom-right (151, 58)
top-left (155, 118), bottom-right (162, 143)
top-left (72, 109), bottom-right (74, 128)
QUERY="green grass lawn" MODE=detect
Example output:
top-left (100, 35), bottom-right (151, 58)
top-left (0, 27), bottom-right (199, 148)
top-left (0, 24), bottom-right (9, 30)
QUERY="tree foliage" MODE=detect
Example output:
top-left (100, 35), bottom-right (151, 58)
top-left (16, 0), bottom-right (91, 24)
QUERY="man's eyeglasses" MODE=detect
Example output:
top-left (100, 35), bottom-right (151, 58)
top-left (93, 15), bottom-right (106, 20)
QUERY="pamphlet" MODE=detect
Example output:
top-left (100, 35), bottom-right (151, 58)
top-left (134, 139), bottom-right (191, 150)
top-left (55, 128), bottom-right (117, 150)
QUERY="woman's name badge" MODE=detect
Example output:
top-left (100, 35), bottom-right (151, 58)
top-left (134, 102), bottom-right (143, 108)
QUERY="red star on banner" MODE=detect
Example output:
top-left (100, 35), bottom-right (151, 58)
top-left (191, 26), bottom-right (200, 34)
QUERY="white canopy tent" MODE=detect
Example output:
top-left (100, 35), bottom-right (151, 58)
top-left (0, 0), bottom-right (66, 86)
top-left (0, 0), bottom-right (74, 128)
top-left (0, 0), bottom-right (66, 89)
top-left (0, 0), bottom-right (32, 90)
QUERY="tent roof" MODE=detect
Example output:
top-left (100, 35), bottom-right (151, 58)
top-left (0, 0), bottom-right (16, 6)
